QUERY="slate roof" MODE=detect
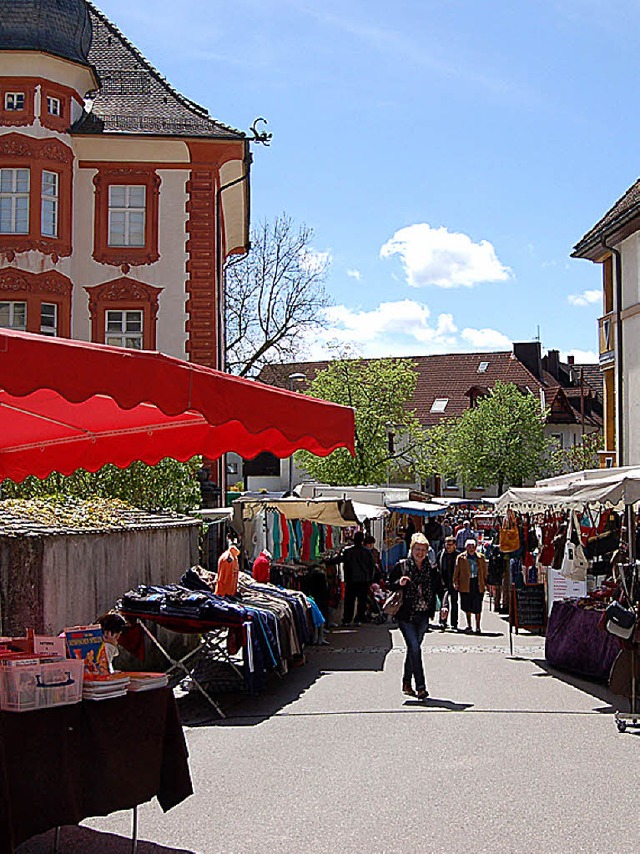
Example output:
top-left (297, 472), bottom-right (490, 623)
top-left (70, 2), bottom-right (245, 139)
top-left (259, 350), bottom-right (603, 430)
top-left (573, 178), bottom-right (640, 258)
top-left (0, 0), bottom-right (92, 66)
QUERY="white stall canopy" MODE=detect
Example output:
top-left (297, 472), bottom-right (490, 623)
top-left (497, 466), bottom-right (640, 512)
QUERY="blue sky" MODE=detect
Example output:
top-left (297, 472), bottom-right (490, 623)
top-left (97, 0), bottom-right (640, 363)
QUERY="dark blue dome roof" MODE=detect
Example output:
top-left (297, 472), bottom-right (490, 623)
top-left (0, 0), bottom-right (93, 66)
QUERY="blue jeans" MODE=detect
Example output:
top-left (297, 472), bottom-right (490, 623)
top-left (398, 613), bottom-right (430, 691)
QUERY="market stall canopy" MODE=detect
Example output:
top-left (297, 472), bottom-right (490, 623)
top-left (234, 496), bottom-right (360, 527)
top-left (387, 500), bottom-right (445, 518)
top-left (496, 467), bottom-right (640, 512)
top-left (351, 502), bottom-right (389, 523)
top-left (0, 329), bottom-right (355, 483)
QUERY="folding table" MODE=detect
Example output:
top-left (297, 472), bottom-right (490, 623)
top-left (119, 611), bottom-right (246, 719)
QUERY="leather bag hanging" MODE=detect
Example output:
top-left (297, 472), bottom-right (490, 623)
top-left (560, 511), bottom-right (590, 581)
top-left (499, 510), bottom-right (520, 553)
top-left (605, 600), bottom-right (636, 640)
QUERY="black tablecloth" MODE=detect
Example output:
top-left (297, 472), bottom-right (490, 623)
top-left (545, 600), bottom-right (620, 681)
top-left (0, 686), bottom-right (193, 852)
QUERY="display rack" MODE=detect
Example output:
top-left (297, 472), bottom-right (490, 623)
top-left (120, 612), bottom-right (245, 719)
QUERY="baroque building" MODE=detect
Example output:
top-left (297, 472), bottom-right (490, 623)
top-left (0, 0), bottom-right (250, 369)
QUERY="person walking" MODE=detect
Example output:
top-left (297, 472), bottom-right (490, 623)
top-left (455, 519), bottom-right (478, 552)
top-left (341, 531), bottom-right (375, 626)
top-left (389, 533), bottom-right (442, 700)
top-left (438, 536), bottom-right (459, 631)
top-left (453, 539), bottom-right (488, 634)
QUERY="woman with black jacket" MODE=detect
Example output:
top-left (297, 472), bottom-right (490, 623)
top-left (439, 536), bottom-right (458, 631)
top-left (389, 532), bottom-right (443, 700)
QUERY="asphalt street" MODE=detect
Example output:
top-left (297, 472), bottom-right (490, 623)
top-left (18, 603), bottom-right (639, 854)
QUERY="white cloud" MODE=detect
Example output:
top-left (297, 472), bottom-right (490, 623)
top-left (461, 327), bottom-right (512, 349)
top-left (297, 299), bottom-right (511, 360)
top-left (561, 349), bottom-right (599, 363)
top-left (380, 223), bottom-right (512, 289)
top-left (567, 289), bottom-right (601, 307)
top-left (347, 269), bottom-right (362, 280)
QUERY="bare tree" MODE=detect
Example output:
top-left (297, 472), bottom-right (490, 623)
top-left (225, 214), bottom-right (331, 377)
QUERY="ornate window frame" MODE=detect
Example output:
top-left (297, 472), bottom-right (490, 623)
top-left (0, 268), bottom-right (72, 336)
top-left (0, 79), bottom-right (35, 127)
top-left (85, 277), bottom-right (162, 349)
top-left (0, 133), bottom-right (73, 260)
top-left (93, 167), bottom-right (161, 268)
top-left (39, 81), bottom-right (75, 133)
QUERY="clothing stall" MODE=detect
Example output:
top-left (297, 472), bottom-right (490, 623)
top-left (497, 466), bottom-right (640, 732)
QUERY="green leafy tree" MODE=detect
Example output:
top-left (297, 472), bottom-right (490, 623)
top-left (547, 430), bottom-right (602, 476)
top-left (418, 381), bottom-right (549, 494)
top-left (295, 358), bottom-right (421, 485)
top-left (1, 457), bottom-right (202, 514)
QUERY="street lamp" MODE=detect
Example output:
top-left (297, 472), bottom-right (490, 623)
top-left (287, 372), bottom-right (306, 492)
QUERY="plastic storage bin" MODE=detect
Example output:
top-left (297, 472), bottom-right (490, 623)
top-left (0, 659), bottom-right (84, 712)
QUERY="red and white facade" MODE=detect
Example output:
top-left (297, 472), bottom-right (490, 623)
top-left (0, 8), bottom-right (250, 372)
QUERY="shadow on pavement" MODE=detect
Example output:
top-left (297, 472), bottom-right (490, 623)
top-left (530, 658), bottom-right (627, 713)
top-left (178, 623), bottom-right (394, 728)
top-left (16, 826), bottom-right (196, 854)
top-left (404, 697), bottom-right (474, 712)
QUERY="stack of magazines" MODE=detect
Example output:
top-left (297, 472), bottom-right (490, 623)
top-left (83, 673), bottom-right (130, 701)
top-left (127, 672), bottom-right (169, 693)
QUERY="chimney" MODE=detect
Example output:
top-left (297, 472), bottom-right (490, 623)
top-left (567, 355), bottom-right (575, 365)
top-left (546, 349), bottom-right (560, 380)
top-left (513, 341), bottom-right (542, 379)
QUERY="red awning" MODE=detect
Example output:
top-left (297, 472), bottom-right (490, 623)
top-left (0, 329), bottom-right (354, 483)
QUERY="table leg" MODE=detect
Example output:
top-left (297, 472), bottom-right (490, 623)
top-left (137, 620), bottom-right (227, 718)
top-left (131, 805), bottom-right (138, 854)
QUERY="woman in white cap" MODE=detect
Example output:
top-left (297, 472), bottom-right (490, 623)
top-left (453, 539), bottom-right (488, 634)
top-left (388, 532), bottom-right (442, 700)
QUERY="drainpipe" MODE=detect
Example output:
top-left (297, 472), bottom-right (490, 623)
top-left (602, 236), bottom-right (624, 467)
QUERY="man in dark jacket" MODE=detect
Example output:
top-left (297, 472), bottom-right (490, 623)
top-left (341, 531), bottom-right (376, 626)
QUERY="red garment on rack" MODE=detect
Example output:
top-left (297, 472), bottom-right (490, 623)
top-left (280, 515), bottom-right (290, 559)
top-left (539, 514), bottom-right (558, 567)
top-left (301, 520), bottom-right (313, 561)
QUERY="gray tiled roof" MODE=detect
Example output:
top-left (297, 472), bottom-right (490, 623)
top-left (0, 0), bottom-right (92, 66)
top-left (71, 2), bottom-right (245, 139)
top-left (573, 178), bottom-right (640, 258)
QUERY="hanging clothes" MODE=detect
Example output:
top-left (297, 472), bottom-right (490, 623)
top-left (216, 545), bottom-right (240, 596)
top-left (280, 513), bottom-right (290, 560)
top-left (272, 512), bottom-right (282, 561)
top-left (301, 520), bottom-right (313, 561)
top-left (311, 523), bottom-right (320, 559)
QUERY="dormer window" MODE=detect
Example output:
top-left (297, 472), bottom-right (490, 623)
top-left (478, 361), bottom-right (489, 373)
top-left (46, 96), bottom-right (61, 117)
top-left (5, 93), bottom-right (25, 111)
top-left (431, 398), bottom-right (449, 413)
